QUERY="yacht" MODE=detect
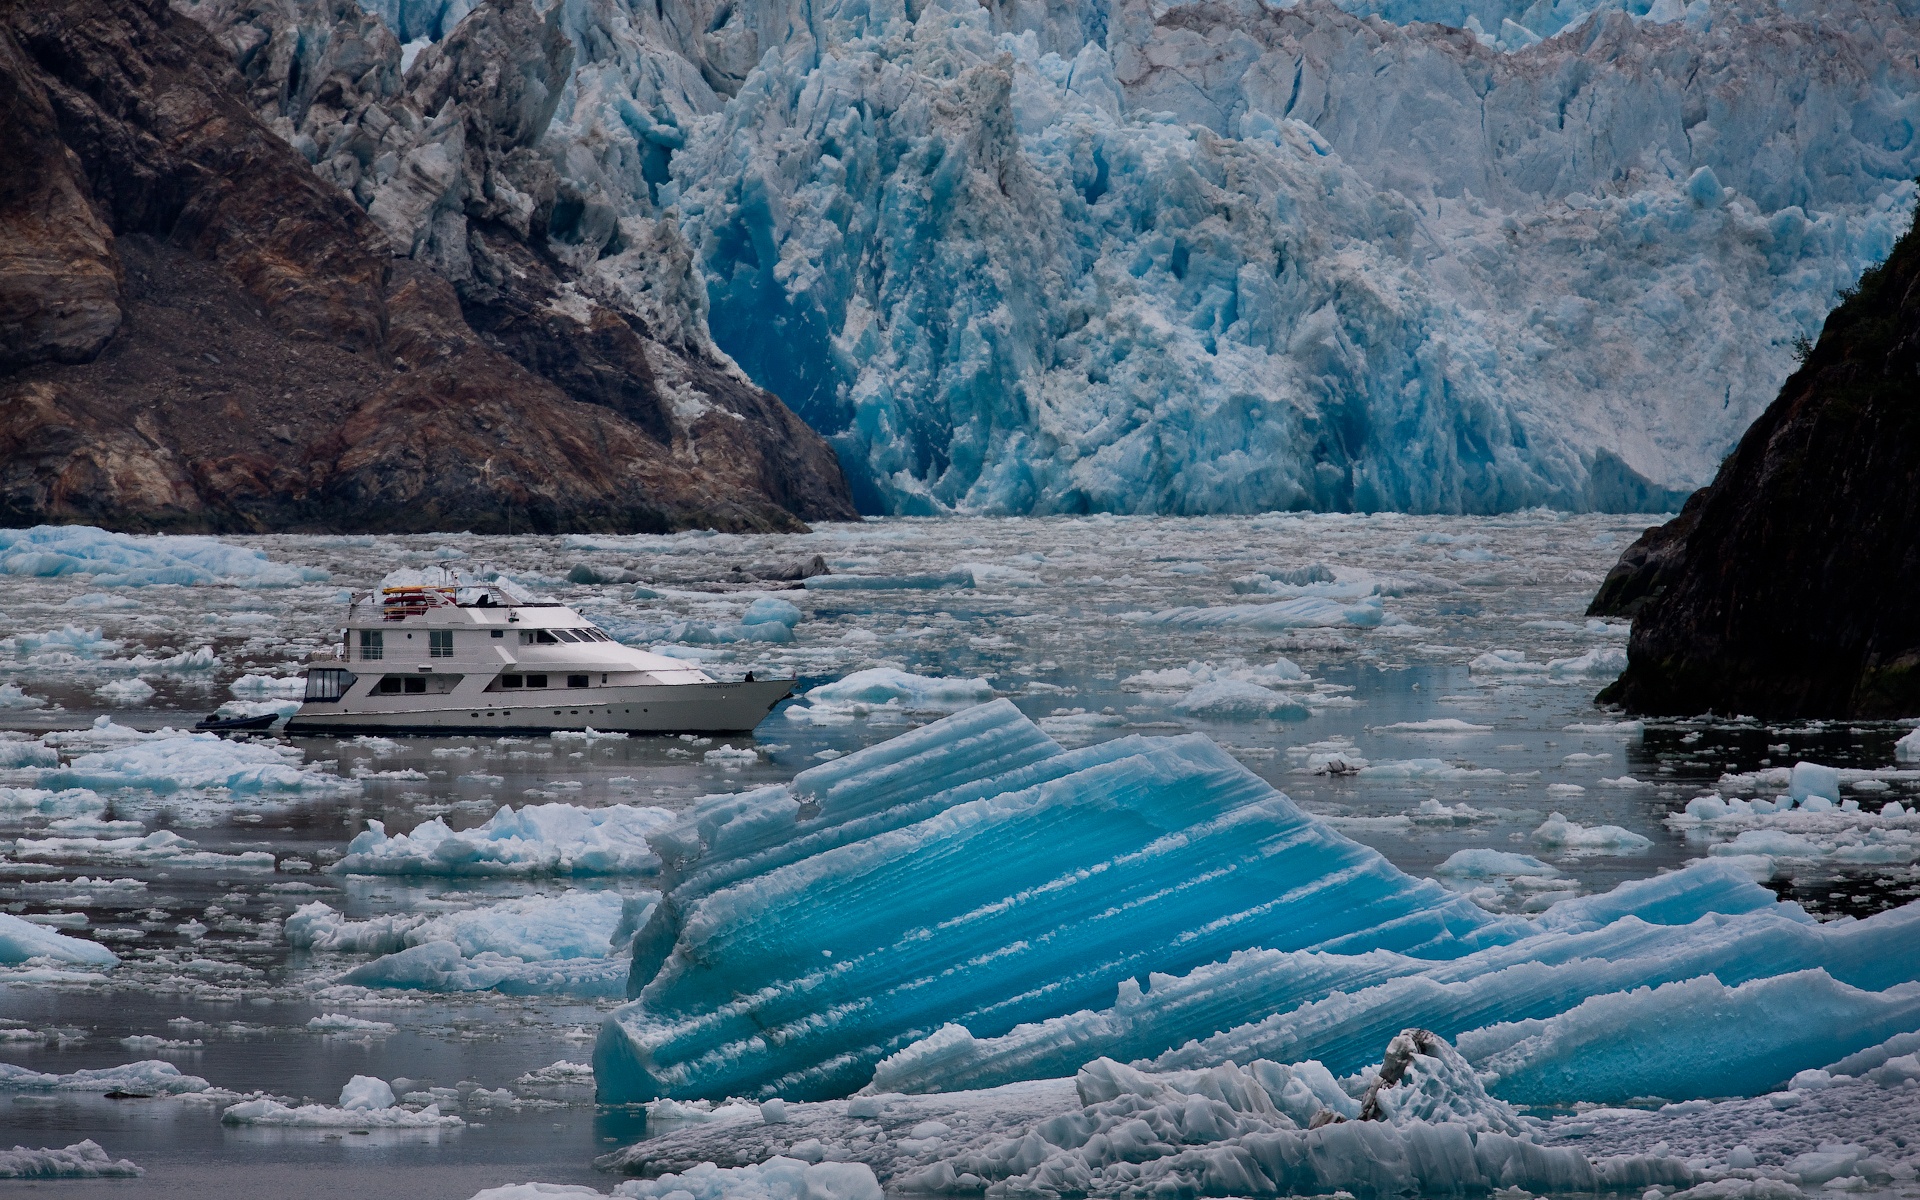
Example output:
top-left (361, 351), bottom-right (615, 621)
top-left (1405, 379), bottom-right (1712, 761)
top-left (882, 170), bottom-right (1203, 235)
top-left (284, 584), bottom-right (792, 735)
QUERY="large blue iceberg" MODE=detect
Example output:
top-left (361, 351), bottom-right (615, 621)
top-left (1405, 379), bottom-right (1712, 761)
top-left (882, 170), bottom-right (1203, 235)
top-left (595, 704), bottom-right (1920, 1105)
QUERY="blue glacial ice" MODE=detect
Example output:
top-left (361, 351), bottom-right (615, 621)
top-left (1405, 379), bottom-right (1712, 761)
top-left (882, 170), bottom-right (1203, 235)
top-left (0, 526), bottom-right (328, 587)
top-left (0, 911), bottom-right (119, 967)
top-left (335, 802), bottom-right (676, 875)
top-left (517, 0), bottom-right (1919, 515)
top-left (0, 1141), bottom-right (143, 1180)
top-left (595, 704), bottom-right (1920, 1108)
top-left (781, 669), bottom-right (998, 723)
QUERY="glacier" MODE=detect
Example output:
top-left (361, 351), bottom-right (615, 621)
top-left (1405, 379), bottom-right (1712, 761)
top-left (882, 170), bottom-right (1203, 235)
top-left (596, 703), bottom-right (1920, 1107)
top-left (196, 0), bottom-right (1920, 515)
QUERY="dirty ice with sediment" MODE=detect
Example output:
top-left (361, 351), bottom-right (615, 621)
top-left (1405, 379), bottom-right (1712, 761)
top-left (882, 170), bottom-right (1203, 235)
top-left (0, 519), bottom-right (1916, 1197)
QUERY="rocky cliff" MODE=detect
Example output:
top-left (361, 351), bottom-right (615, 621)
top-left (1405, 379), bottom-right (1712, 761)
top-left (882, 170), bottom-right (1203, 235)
top-left (0, 0), bottom-right (854, 533)
top-left (1591, 211), bottom-right (1920, 719)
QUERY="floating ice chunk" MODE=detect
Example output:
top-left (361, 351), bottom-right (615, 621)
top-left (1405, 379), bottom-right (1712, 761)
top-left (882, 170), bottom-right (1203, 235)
top-left (0, 786), bottom-right (105, 816)
top-left (705, 745), bottom-right (760, 766)
top-left (0, 912), bottom-right (117, 966)
top-left (466, 1185), bottom-right (604, 1200)
top-left (337, 941), bottom-right (631, 997)
top-left (121, 645), bottom-right (218, 673)
top-left (1470, 648), bottom-right (1627, 677)
top-left (308, 1014), bottom-right (396, 1034)
top-left (804, 572), bottom-right (973, 591)
top-left (740, 598), bottom-right (804, 628)
top-left (40, 731), bottom-right (356, 795)
top-left (1171, 680), bottom-right (1310, 719)
top-left (339, 1076), bottom-right (396, 1110)
top-left (220, 1097), bottom-right (462, 1127)
top-left (0, 625), bottom-right (121, 665)
top-left (1896, 729), bottom-right (1920, 763)
top-left (784, 670), bottom-right (996, 723)
top-left (1142, 596), bottom-right (1386, 630)
top-left (334, 803), bottom-right (674, 876)
top-left (1358, 758), bottom-right (1506, 779)
top-left (0, 525), bottom-right (326, 586)
top-left (13, 831), bottom-right (276, 870)
top-left (1531, 813), bottom-right (1653, 854)
top-left (612, 1158), bottom-right (881, 1200)
top-left (1124, 658), bottom-right (1306, 690)
top-left (1376, 719), bottom-right (1493, 732)
top-left (0, 684), bottom-right (47, 710)
top-left (94, 679), bottom-right (154, 706)
top-left (1789, 761), bottom-right (1842, 804)
top-left (1565, 721), bottom-right (1646, 735)
top-left (0, 1060), bottom-right (207, 1094)
top-left (212, 699), bottom-right (300, 723)
top-left (1435, 850), bottom-right (1562, 878)
top-left (1468, 969), bottom-right (1920, 1104)
top-left (0, 1141), bottom-right (142, 1179)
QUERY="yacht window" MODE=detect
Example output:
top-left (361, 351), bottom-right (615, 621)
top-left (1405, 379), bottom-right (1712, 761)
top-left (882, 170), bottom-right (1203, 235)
top-left (491, 630), bottom-right (504, 639)
top-left (535, 630), bottom-right (559, 644)
top-left (501, 675), bottom-right (523, 688)
top-left (525, 674), bottom-right (548, 688)
top-left (429, 630), bottom-right (454, 657)
top-left (550, 629), bottom-right (580, 643)
top-left (304, 668), bottom-right (356, 702)
top-left (567, 674), bottom-right (589, 689)
top-left (404, 676), bottom-right (426, 694)
top-left (377, 676), bottom-right (402, 694)
top-left (586, 630), bottom-right (610, 642)
top-left (360, 630), bottom-right (383, 661)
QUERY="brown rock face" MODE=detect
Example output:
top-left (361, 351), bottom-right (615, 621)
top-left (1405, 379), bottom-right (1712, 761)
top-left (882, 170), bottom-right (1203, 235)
top-left (0, 0), bottom-right (855, 533)
top-left (1591, 214), bottom-right (1920, 719)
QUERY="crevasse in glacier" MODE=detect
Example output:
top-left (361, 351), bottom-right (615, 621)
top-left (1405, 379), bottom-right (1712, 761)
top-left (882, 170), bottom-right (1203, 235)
top-left (597, 703), bottom-right (1920, 1105)
top-left (287, 0), bottom-right (1920, 514)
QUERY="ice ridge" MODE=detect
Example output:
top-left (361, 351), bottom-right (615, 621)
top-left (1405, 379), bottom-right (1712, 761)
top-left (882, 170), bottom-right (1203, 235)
top-left (598, 702), bottom-right (1532, 1102)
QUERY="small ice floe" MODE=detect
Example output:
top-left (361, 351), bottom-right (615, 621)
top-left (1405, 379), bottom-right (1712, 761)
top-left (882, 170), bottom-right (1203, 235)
top-left (1171, 680), bottom-right (1310, 719)
top-left (1357, 758), bottom-right (1508, 780)
top-left (1671, 761), bottom-right (1920, 865)
top-left (1470, 647), bottom-right (1627, 677)
top-left (94, 679), bottom-right (155, 706)
top-left (1140, 595), bottom-right (1388, 630)
top-left (306, 1014), bottom-right (396, 1034)
top-left (0, 911), bottom-right (117, 967)
top-left (704, 745), bottom-right (760, 766)
top-left (0, 1060), bottom-right (207, 1095)
top-left (32, 721), bottom-right (358, 795)
top-left (0, 1140), bottom-right (142, 1179)
top-left (221, 1074), bottom-right (463, 1128)
top-left (0, 683), bottom-right (48, 710)
top-left (12, 830), bottom-right (275, 871)
top-left (1123, 657), bottom-right (1306, 690)
top-left (1532, 812), bottom-right (1654, 854)
top-left (1375, 718), bottom-right (1494, 732)
top-left (782, 669), bottom-right (995, 724)
top-left (0, 524), bottom-right (327, 587)
top-left (334, 803), bottom-right (674, 876)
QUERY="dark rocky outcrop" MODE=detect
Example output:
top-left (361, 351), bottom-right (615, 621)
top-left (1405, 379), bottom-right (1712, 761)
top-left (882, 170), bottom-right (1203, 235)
top-left (1591, 211), bottom-right (1920, 718)
top-left (0, 0), bottom-right (854, 533)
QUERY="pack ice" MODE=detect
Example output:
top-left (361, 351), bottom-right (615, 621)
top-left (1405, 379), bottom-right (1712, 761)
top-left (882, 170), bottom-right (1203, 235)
top-left (595, 702), bottom-right (1920, 1108)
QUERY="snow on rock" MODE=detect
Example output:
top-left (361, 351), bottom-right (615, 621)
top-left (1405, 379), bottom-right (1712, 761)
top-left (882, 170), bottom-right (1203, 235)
top-left (334, 803), bottom-right (675, 876)
top-left (0, 911), bottom-right (117, 967)
top-left (599, 701), bottom-right (1533, 1102)
top-left (0, 1141), bottom-right (142, 1179)
top-left (0, 1060), bottom-right (208, 1094)
top-left (0, 525), bottom-right (328, 587)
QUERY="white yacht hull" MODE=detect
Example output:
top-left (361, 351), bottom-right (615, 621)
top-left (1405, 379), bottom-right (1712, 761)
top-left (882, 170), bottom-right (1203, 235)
top-left (284, 678), bottom-right (793, 736)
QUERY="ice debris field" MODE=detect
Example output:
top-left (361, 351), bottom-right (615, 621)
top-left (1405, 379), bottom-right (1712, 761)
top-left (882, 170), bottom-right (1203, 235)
top-left (0, 519), bottom-right (1917, 1195)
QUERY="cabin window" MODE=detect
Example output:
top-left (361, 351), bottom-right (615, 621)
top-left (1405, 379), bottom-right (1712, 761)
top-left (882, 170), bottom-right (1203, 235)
top-left (525, 674), bottom-right (548, 688)
top-left (491, 630), bottom-right (504, 639)
top-left (405, 676), bottom-right (426, 693)
top-left (501, 675), bottom-right (524, 688)
top-left (377, 676), bottom-right (401, 694)
top-left (304, 668), bottom-right (355, 702)
top-left (360, 630), bottom-right (383, 661)
top-left (376, 675), bottom-right (429, 695)
top-left (551, 629), bottom-right (581, 643)
top-left (567, 674), bottom-right (589, 688)
top-left (429, 630), bottom-right (454, 657)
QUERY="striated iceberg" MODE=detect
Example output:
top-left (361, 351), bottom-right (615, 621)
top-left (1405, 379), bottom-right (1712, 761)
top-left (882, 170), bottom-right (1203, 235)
top-left (0, 526), bottom-right (328, 587)
top-left (596, 704), bottom-right (1920, 1109)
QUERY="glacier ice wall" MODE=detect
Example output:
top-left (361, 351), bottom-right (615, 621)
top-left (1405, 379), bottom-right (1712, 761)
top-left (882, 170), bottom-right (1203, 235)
top-left (277, 0), bottom-right (1920, 513)
top-left (557, 0), bottom-right (1920, 512)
